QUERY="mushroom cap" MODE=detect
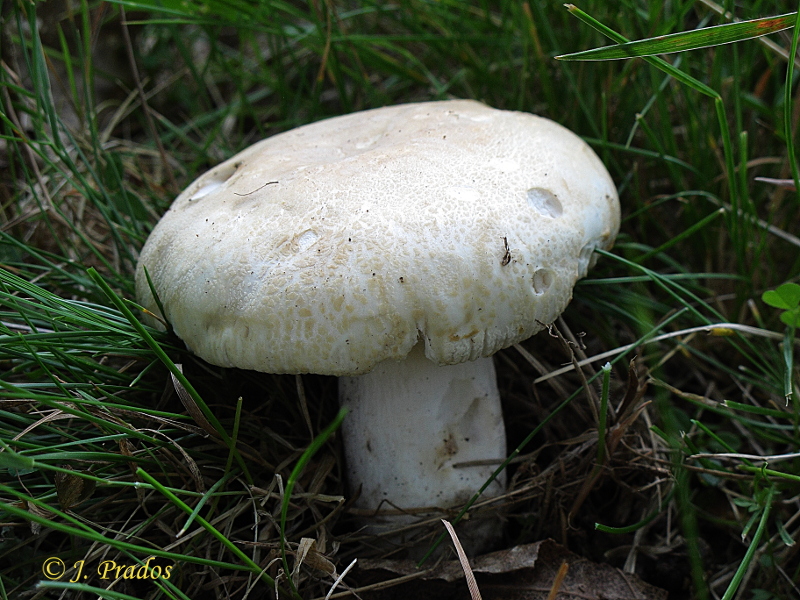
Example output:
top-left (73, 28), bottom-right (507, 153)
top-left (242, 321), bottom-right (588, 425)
top-left (135, 100), bottom-right (620, 376)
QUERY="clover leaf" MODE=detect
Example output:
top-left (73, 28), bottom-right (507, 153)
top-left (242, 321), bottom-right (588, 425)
top-left (762, 282), bottom-right (800, 328)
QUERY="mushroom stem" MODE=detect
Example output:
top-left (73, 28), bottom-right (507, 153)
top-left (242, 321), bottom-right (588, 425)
top-left (339, 342), bottom-right (507, 553)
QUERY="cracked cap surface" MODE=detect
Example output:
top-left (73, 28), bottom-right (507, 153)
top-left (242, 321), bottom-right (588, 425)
top-left (135, 100), bottom-right (620, 375)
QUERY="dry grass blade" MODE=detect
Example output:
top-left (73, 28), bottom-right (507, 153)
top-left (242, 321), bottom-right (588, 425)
top-left (170, 363), bottom-right (218, 437)
top-left (153, 430), bottom-right (206, 493)
top-left (754, 176), bottom-right (797, 189)
top-left (442, 519), bottom-right (482, 600)
top-left (293, 537), bottom-right (317, 587)
top-left (324, 558), bottom-right (357, 600)
top-left (534, 322), bottom-right (797, 383)
top-left (615, 358), bottom-right (644, 420)
top-left (120, 5), bottom-right (178, 193)
top-left (546, 561), bottom-right (570, 600)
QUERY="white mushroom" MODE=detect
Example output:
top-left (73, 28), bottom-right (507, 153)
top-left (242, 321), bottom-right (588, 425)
top-left (135, 100), bottom-right (620, 553)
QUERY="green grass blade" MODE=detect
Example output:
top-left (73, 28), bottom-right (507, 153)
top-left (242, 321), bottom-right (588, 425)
top-left (86, 267), bottom-right (253, 484)
top-left (786, 11), bottom-right (800, 196)
top-left (783, 327), bottom-right (796, 403)
top-left (136, 468), bottom-right (290, 594)
top-left (37, 582), bottom-right (153, 600)
top-left (555, 5), bottom-right (719, 99)
top-left (596, 489), bottom-right (675, 534)
top-left (555, 5), bottom-right (745, 251)
top-left (0, 485), bottom-right (247, 570)
top-left (634, 208), bottom-right (725, 264)
top-left (556, 11), bottom-right (796, 60)
top-left (739, 466), bottom-right (800, 483)
top-left (720, 486), bottom-right (775, 600)
top-left (279, 408), bottom-right (346, 597)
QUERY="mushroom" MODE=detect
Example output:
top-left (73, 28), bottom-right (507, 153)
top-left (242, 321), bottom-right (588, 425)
top-left (135, 100), bottom-right (620, 553)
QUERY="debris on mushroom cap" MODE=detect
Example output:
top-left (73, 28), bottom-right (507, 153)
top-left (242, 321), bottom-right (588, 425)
top-left (135, 100), bottom-right (620, 376)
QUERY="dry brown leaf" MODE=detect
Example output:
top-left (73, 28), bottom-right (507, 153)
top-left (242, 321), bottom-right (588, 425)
top-left (54, 466), bottom-right (96, 511)
top-left (24, 500), bottom-right (54, 535)
top-left (293, 537), bottom-right (337, 577)
top-left (356, 539), bottom-right (667, 600)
